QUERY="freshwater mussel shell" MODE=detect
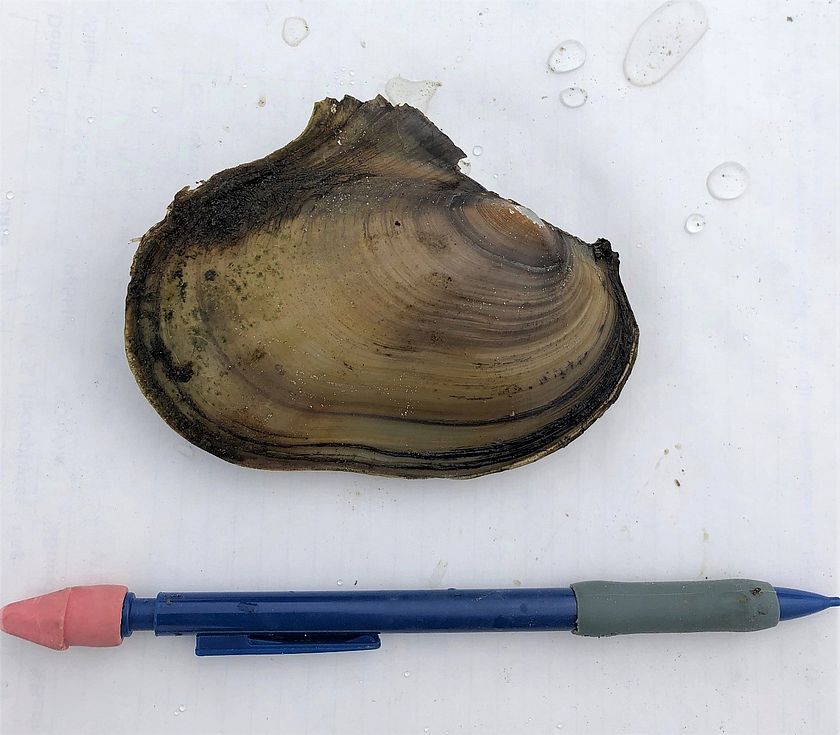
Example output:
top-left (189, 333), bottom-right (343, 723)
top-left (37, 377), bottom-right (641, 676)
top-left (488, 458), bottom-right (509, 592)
top-left (125, 96), bottom-right (639, 478)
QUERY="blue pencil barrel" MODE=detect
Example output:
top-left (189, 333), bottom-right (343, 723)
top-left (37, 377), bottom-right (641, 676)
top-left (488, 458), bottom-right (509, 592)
top-left (125, 588), bottom-right (578, 636)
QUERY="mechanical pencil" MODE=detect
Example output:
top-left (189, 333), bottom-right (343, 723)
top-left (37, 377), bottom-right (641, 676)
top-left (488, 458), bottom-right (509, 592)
top-left (1, 580), bottom-right (836, 656)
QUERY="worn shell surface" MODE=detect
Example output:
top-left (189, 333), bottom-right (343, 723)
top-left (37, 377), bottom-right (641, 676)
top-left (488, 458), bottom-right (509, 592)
top-left (125, 96), bottom-right (638, 478)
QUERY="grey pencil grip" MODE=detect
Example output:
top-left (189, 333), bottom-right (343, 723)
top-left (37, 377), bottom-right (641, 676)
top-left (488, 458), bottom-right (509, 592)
top-left (570, 579), bottom-right (781, 636)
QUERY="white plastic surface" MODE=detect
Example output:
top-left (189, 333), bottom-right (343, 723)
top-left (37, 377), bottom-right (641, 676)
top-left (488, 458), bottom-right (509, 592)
top-left (1, 1), bottom-right (838, 733)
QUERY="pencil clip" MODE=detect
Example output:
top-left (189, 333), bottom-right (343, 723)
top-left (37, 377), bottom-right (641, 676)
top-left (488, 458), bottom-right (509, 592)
top-left (194, 632), bottom-right (382, 656)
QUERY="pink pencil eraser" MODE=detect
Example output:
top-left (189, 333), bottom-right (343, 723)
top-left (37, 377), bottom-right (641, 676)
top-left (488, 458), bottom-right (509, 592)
top-left (0, 585), bottom-right (127, 650)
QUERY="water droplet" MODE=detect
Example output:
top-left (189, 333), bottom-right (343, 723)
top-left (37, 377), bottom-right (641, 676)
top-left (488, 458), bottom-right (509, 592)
top-left (360, 40), bottom-right (367, 48)
top-left (456, 55), bottom-right (463, 63)
top-left (173, 710), bottom-right (180, 717)
top-left (557, 725), bottom-right (564, 730)
top-left (178, 705), bottom-right (186, 712)
top-left (5, 191), bottom-right (14, 200)
top-left (282, 17), bottom-right (310, 47)
top-left (513, 204), bottom-right (545, 229)
top-left (559, 87), bottom-right (588, 108)
top-left (2, 229), bottom-right (9, 236)
top-left (349, 70), bottom-right (355, 76)
top-left (548, 40), bottom-right (586, 73)
top-left (384, 77), bottom-right (441, 114)
top-left (403, 670), bottom-right (411, 677)
top-left (86, 116), bottom-right (94, 123)
top-left (336, 579), bottom-right (343, 586)
top-left (624, 1), bottom-right (708, 86)
top-left (424, 729), bottom-right (430, 734)
top-left (635, 242), bottom-right (642, 248)
top-left (39, 87), bottom-right (45, 93)
top-left (742, 334), bottom-right (750, 342)
top-left (472, 145), bottom-right (483, 156)
top-left (457, 157), bottom-right (471, 174)
top-left (706, 161), bottom-right (749, 200)
top-left (31, 97), bottom-right (37, 103)
top-left (151, 106), bottom-right (158, 113)
top-left (492, 173), bottom-right (499, 179)
top-left (684, 213), bottom-right (705, 233)
top-left (242, 83), bottom-right (248, 88)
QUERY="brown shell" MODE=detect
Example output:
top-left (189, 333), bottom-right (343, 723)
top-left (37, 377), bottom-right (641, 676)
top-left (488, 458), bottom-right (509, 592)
top-left (125, 96), bottom-right (638, 478)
